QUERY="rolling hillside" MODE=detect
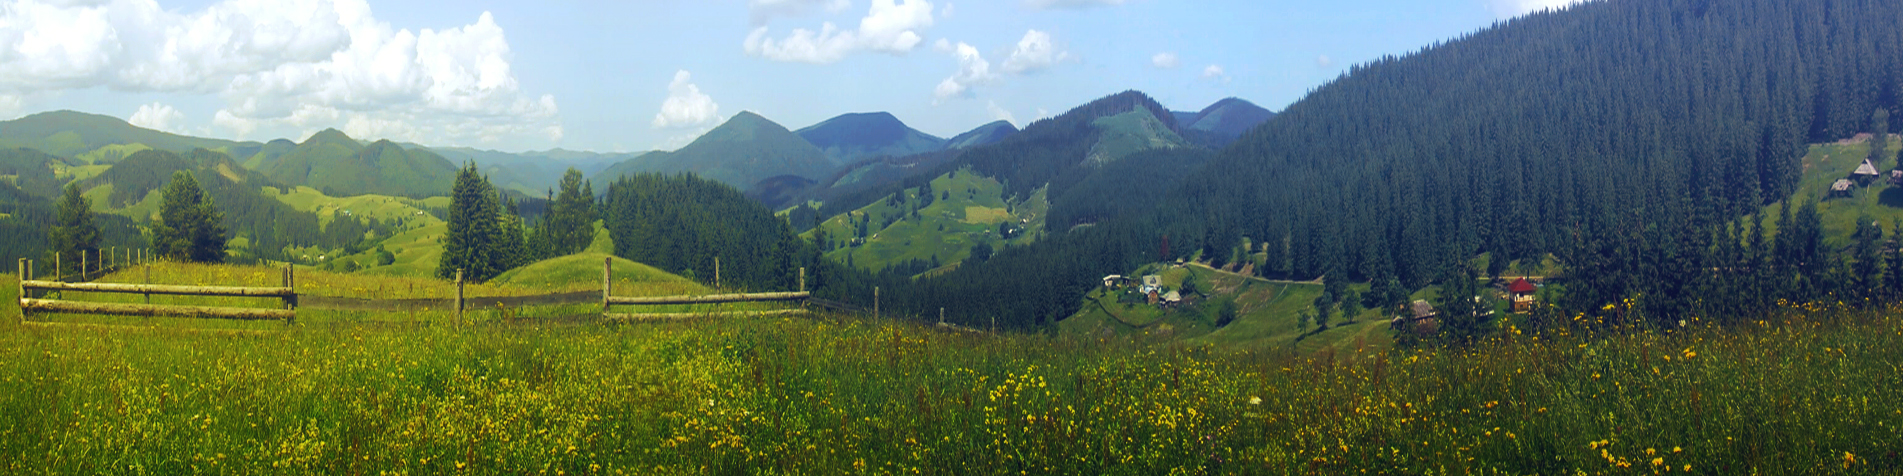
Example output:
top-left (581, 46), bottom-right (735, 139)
top-left (0, 110), bottom-right (251, 159)
top-left (1173, 97), bottom-right (1276, 148)
top-left (944, 120), bottom-right (1018, 149)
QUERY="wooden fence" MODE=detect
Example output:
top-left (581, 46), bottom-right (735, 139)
top-left (600, 257), bottom-right (811, 321)
top-left (14, 256), bottom-right (819, 327)
top-left (18, 257), bottom-right (297, 324)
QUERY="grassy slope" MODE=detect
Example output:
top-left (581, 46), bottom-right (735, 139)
top-left (1059, 263), bottom-right (1394, 354)
top-left (1761, 136), bottom-right (1902, 249)
top-left (809, 168), bottom-right (1049, 273)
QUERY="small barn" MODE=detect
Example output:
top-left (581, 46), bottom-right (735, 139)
top-left (1391, 300), bottom-right (1440, 334)
top-left (1891, 169), bottom-right (1903, 186)
top-left (1508, 278), bottom-right (1538, 312)
top-left (1854, 159), bottom-right (1881, 183)
top-left (1831, 179), bottom-right (1854, 198)
top-left (1102, 275), bottom-right (1126, 289)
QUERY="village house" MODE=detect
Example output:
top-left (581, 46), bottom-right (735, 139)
top-left (1831, 178), bottom-right (1854, 198)
top-left (1392, 300), bottom-right (1439, 334)
top-left (1102, 274), bottom-right (1126, 289)
top-left (1854, 159), bottom-right (1881, 184)
top-left (1508, 277), bottom-right (1538, 312)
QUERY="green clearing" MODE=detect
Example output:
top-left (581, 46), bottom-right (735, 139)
top-left (73, 143), bottom-right (152, 164)
top-left (810, 168), bottom-right (1049, 274)
top-left (1060, 263), bottom-right (1393, 354)
top-left (1760, 136), bottom-right (1903, 249)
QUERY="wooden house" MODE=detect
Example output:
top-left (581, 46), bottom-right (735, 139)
top-left (1855, 159), bottom-right (1881, 183)
top-left (1391, 300), bottom-right (1440, 334)
top-left (1831, 179), bottom-right (1854, 198)
top-left (1102, 275), bottom-right (1126, 289)
top-left (1891, 169), bottom-right (1903, 186)
top-left (1508, 278), bottom-right (1538, 312)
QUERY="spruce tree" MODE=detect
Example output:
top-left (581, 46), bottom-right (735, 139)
top-left (439, 162), bottom-right (505, 281)
top-left (47, 182), bottom-right (101, 275)
top-left (151, 171), bottom-right (226, 263)
top-left (539, 167), bottom-right (597, 257)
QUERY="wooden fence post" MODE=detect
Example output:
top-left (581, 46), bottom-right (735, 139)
top-left (798, 267), bottom-right (805, 293)
top-left (17, 259), bottom-right (24, 319)
top-left (144, 262), bottom-right (152, 304)
top-left (939, 307), bottom-right (945, 325)
top-left (714, 256), bottom-right (720, 290)
top-left (603, 257), bottom-right (611, 315)
top-left (455, 269), bottom-right (464, 323)
top-left (81, 250), bottom-right (88, 281)
top-left (874, 286), bottom-right (879, 320)
top-left (53, 252), bottom-right (59, 282)
top-left (109, 247), bottom-right (115, 271)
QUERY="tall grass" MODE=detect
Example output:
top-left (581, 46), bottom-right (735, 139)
top-left (1, 270), bottom-right (1899, 473)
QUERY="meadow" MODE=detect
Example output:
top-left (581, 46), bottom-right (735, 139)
top-left (2, 263), bottom-right (1900, 474)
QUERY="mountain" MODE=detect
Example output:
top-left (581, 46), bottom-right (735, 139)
top-left (423, 146), bottom-right (641, 195)
top-left (857, 0), bottom-right (1903, 331)
top-left (591, 111), bottom-right (833, 190)
top-left (945, 120), bottom-right (1018, 149)
top-left (0, 110), bottom-right (252, 159)
top-left (264, 132), bottom-right (457, 197)
top-left (795, 112), bottom-right (947, 165)
top-left (1175, 98), bottom-right (1275, 148)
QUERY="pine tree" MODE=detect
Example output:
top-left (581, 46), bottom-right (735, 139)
top-left (151, 171), bottom-right (227, 263)
top-left (439, 162), bottom-right (505, 281)
top-left (538, 168), bottom-right (597, 257)
top-left (47, 182), bottom-right (101, 275)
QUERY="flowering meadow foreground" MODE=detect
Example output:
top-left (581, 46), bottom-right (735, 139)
top-left (1, 272), bottom-right (1901, 474)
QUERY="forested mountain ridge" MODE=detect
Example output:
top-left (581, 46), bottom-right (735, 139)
top-left (836, 0), bottom-right (1903, 331)
top-left (795, 112), bottom-right (947, 165)
top-left (590, 111), bottom-right (834, 190)
top-left (0, 110), bottom-right (250, 159)
top-left (264, 137), bottom-right (459, 198)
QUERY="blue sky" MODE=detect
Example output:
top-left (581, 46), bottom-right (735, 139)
top-left (0, 0), bottom-right (1583, 153)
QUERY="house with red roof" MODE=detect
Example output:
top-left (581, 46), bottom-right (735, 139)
top-left (1508, 278), bottom-right (1538, 312)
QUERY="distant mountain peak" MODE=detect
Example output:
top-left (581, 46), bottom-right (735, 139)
top-left (301, 128), bottom-right (361, 150)
top-left (796, 111), bottom-right (946, 164)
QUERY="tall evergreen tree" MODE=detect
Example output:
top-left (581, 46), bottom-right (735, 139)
top-left (47, 182), bottom-right (101, 275)
top-left (537, 167), bottom-right (597, 258)
top-left (151, 171), bottom-right (226, 263)
top-left (438, 162), bottom-right (506, 281)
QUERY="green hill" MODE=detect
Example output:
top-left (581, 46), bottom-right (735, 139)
top-left (1084, 106), bottom-right (1193, 166)
top-left (0, 110), bottom-right (251, 159)
top-left (264, 133), bottom-right (456, 197)
top-left (944, 120), bottom-right (1018, 149)
top-left (795, 112), bottom-right (946, 165)
top-left (808, 168), bottom-right (1047, 274)
top-left (591, 111), bottom-right (833, 189)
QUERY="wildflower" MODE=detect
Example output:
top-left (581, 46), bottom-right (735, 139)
top-left (1248, 397), bottom-right (1261, 405)
top-left (1651, 457), bottom-right (1664, 467)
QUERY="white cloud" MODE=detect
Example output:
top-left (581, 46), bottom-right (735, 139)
top-left (1316, 55), bottom-right (1333, 67)
top-left (1488, 0), bottom-right (1587, 19)
top-left (940, 2), bottom-right (955, 18)
top-left (1000, 29), bottom-right (1066, 74)
top-left (652, 70), bottom-right (721, 129)
top-left (933, 41), bottom-right (996, 103)
top-left (0, 94), bottom-right (21, 120)
top-left (985, 100), bottom-right (1015, 125)
top-left (0, 0), bottom-right (560, 148)
top-left (1202, 64), bottom-right (1230, 84)
top-left (1151, 52), bottom-right (1179, 69)
top-left (128, 102), bottom-right (186, 133)
top-left (749, 0), bottom-right (852, 25)
top-left (744, 0), bottom-right (935, 64)
top-left (1025, 0), bottom-right (1123, 9)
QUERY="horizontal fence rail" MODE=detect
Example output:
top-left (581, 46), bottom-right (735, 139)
top-left (19, 298), bottom-right (296, 321)
top-left (23, 281), bottom-right (294, 298)
top-left (605, 308), bottom-right (809, 321)
top-left (604, 291), bottom-right (810, 306)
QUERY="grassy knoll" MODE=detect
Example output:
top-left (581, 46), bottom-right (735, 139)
top-left (812, 169), bottom-right (1049, 274)
top-left (3, 267), bottom-right (1900, 473)
top-left (1060, 263), bottom-right (1392, 354)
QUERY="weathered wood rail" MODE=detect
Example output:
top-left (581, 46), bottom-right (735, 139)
top-left (599, 257), bottom-right (811, 320)
top-left (18, 258), bottom-right (297, 324)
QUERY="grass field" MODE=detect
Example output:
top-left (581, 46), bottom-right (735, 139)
top-left (1759, 136), bottom-right (1903, 249)
top-left (1060, 263), bottom-right (1394, 354)
top-left (2, 264), bottom-right (1899, 473)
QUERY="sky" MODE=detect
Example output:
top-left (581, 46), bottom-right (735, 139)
top-left (0, 0), bottom-right (1587, 154)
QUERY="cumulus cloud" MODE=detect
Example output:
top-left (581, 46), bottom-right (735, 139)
top-left (748, 0), bottom-right (852, 25)
top-left (128, 102), bottom-right (186, 133)
top-left (1151, 52), bottom-right (1179, 69)
top-left (744, 0), bottom-right (935, 64)
top-left (1488, 0), bottom-right (1587, 19)
top-left (1025, 0), bottom-right (1123, 9)
top-left (1000, 29), bottom-right (1066, 74)
top-left (933, 41), bottom-right (996, 103)
top-left (986, 100), bottom-right (1015, 125)
top-left (1202, 64), bottom-right (1230, 84)
top-left (653, 70), bottom-right (722, 129)
top-left (0, 0), bottom-right (561, 148)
